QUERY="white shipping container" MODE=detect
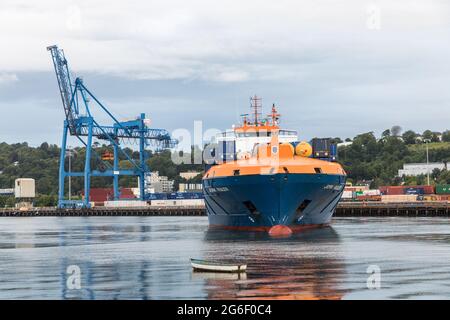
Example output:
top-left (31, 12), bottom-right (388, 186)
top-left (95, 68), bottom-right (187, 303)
top-left (130, 188), bottom-right (140, 197)
top-left (150, 200), bottom-right (178, 206)
top-left (178, 199), bottom-right (204, 206)
top-left (341, 190), bottom-right (354, 199)
top-left (14, 178), bottom-right (36, 198)
top-left (344, 185), bottom-right (369, 192)
top-left (104, 200), bottom-right (149, 208)
top-left (150, 199), bottom-right (204, 206)
top-left (363, 189), bottom-right (381, 196)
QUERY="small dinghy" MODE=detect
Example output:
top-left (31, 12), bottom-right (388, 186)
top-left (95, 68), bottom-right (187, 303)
top-left (190, 258), bottom-right (247, 273)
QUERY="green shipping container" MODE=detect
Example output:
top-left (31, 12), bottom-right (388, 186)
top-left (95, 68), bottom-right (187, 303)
top-left (436, 184), bottom-right (450, 195)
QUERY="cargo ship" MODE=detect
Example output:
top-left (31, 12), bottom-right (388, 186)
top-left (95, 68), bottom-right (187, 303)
top-left (202, 96), bottom-right (347, 235)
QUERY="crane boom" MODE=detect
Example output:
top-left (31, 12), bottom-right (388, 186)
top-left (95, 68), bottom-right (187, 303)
top-left (47, 45), bottom-right (78, 134)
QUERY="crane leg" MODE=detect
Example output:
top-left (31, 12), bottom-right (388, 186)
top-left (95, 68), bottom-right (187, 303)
top-left (58, 122), bottom-right (68, 208)
top-left (139, 115), bottom-right (146, 201)
top-left (84, 119), bottom-right (93, 208)
top-left (113, 136), bottom-right (119, 200)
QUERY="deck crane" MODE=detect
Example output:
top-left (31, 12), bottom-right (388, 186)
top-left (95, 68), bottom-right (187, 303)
top-left (47, 45), bottom-right (177, 208)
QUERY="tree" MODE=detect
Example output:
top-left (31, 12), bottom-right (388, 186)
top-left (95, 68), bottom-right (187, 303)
top-left (391, 125), bottom-right (402, 137)
top-left (431, 132), bottom-right (441, 143)
top-left (40, 142), bottom-right (49, 151)
top-left (442, 130), bottom-right (450, 142)
top-left (402, 130), bottom-right (417, 145)
top-left (423, 130), bottom-right (433, 140)
top-left (381, 129), bottom-right (391, 138)
top-left (431, 168), bottom-right (441, 180)
top-left (0, 196), bottom-right (14, 208)
top-left (330, 137), bottom-right (343, 144)
top-left (35, 194), bottom-right (58, 207)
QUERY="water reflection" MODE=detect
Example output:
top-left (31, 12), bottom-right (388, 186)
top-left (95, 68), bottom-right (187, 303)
top-left (56, 220), bottom-right (153, 300)
top-left (0, 218), bottom-right (157, 299)
top-left (199, 227), bottom-right (348, 300)
top-left (0, 217), bottom-right (349, 299)
top-left (7, 217), bottom-right (450, 299)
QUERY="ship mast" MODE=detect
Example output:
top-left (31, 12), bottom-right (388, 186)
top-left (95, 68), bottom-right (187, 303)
top-left (250, 95), bottom-right (262, 126)
top-left (239, 96), bottom-right (281, 128)
top-left (270, 104), bottom-right (280, 127)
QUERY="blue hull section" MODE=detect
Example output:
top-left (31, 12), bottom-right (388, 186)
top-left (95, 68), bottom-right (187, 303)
top-left (203, 173), bottom-right (346, 230)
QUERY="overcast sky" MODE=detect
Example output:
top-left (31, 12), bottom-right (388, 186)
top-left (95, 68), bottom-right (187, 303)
top-left (1, 0), bottom-right (450, 146)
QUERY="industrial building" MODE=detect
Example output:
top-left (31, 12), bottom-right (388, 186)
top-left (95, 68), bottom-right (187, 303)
top-left (179, 171), bottom-right (202, 180)
top-left (14, 178), bottom-right (36, 198)
top-left (0, 188), bottom-right (14, 196)
top-left (398, 163), bottom-right (446, 176)
top-left (178, 183), bottom-right (203, 192)
top-left (145, 172), bottom-right (174, 193)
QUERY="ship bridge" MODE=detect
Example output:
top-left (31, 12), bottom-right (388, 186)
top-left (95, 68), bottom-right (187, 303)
top-left (215, 96), bottom-right (298, 162)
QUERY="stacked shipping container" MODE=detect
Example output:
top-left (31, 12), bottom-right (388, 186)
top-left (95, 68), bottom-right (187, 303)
top-left (84, 188), bottom-right (137, 202)
top-left (436, 184), bottom-right (450, 195)
top-left (379, 185), bottom-right (435, 195)
top-left (343, 184), bottom-right (450, 202)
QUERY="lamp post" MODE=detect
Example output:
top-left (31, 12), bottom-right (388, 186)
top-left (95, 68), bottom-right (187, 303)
top-left (424, 139), bottom-right (430, 185)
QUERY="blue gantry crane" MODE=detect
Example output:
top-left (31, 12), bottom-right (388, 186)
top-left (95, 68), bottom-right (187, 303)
top-left (47, 45), bottom-right (177, 208)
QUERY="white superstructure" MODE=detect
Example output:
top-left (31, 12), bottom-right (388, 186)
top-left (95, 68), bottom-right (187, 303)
top-left (216, 129), bottom-right (298, 157)
top-left (214, 97), bottom-right (299, 162)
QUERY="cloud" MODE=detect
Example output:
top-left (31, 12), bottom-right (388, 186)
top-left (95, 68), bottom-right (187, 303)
top-left (1, 0), bottom-right (450, 145)
top-left (0, 0), bottom-right (449, 83)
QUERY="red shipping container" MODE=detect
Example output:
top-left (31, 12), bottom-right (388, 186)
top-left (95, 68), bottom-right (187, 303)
top-left (380, 185), bottom-right (435, 195)
top-left (83, 188), bottom-right (137, 202)
top-left (87, 188), bottom-right (113, 202)
top-left (356, 195), bottom-right (381, 202)
top-left (421, 185), bottom-right (435, 194)
top-left (120, 188), bottom-right (136, 199)
top-left (386, 186), bottom-right (406, 195)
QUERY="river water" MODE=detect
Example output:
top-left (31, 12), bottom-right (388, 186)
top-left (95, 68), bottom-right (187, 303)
top-left (0, 216), bottom-right (449, 299)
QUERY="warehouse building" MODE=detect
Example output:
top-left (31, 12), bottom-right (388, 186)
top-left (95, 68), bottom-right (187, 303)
top-left (179, 171), bottom-right (202, 180)
top-left (145, 172), bottom-right (174, 193)
top-left (398, 162), bottom-right (446, 176)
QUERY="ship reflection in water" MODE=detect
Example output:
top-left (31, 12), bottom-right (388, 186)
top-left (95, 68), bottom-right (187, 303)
top-left (199, 228), bottom-right (346, 300)
top-left (1, 216), bottom-right (450, 299)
